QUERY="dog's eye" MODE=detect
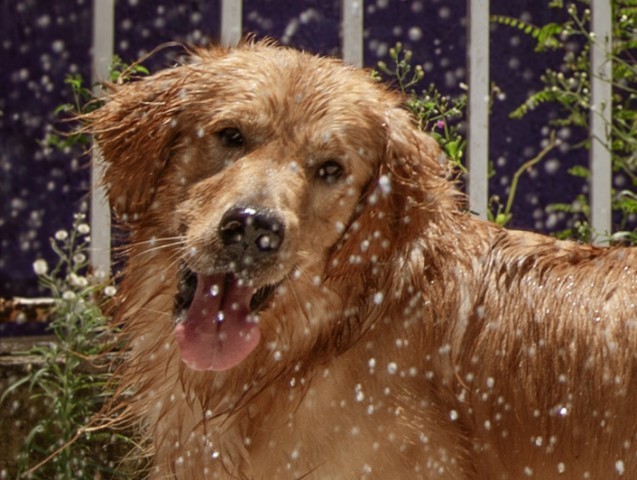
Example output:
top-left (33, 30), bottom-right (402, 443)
top-left (218, 128), bottom-right (244, 148)
top-left (317, 160), bottom-right (344, 183)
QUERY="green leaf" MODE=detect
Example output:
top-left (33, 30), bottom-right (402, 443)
top-left (567, 165), bottom-right (590, 178)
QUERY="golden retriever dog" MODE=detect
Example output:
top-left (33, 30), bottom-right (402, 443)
top-left (87, 40), bottom-right (637, 479)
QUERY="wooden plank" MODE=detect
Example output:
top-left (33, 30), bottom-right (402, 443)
top-left (466, 0), bottom-right (490, 219)
top-left (590, 0), bottom-right (613, 241)
top-left (342, 0), bottom-right (364, 66)
top-left (90, 0), bottom-right (115, 277)
top-left (221, 0), bottom-right (243, 46)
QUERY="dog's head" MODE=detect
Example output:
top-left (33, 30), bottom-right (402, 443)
top-left (89, 40), bottom-right (456, 372)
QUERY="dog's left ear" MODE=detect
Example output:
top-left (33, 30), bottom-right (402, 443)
top-left (86, 66), bottom-right (190, 220)
top-left (328, 106), bottom-right (459, 277)
top-left (382, 106), bottom-right (455, 211)
top-left (369, 106), bottom-right (459, 238)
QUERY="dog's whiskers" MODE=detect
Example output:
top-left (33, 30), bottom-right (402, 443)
top-left (128, 236), bottom-right (185, 256)
top-left (126, 235), bottom-right (184, 248)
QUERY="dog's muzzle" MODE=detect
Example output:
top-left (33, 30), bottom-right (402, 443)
top-left (172, 206), bottom-right (285, 372)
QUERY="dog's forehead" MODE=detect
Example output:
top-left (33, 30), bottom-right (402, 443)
top-left (193, 46), bottom-right (388, 115)
top-left (185, 46), bottom-right (393, 151)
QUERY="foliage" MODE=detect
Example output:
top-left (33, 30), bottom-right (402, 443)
top-left (44, 57), bottom-right (149, 153)
top-left (376, 43), bottom-right (468, 169)
top-left (489, 132), bottom-right (559, 226)
top-left (376, 43), bottom-right (538, 227)
top-left (494, 0), bottom-right (637, 242)
top-left (2, 56), bottom-right (151, 478)
top-left (1, 214), bottom-right (137, 479)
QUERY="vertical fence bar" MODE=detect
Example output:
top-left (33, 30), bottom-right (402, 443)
top-left (221, 0), bottom-right (242, 46)
top-left (590, 0), bottom-right (613, 241)
top-left (467, 0), bottom-right (490, 219)
top-left (342, 0), bottom-right (364, 67)
top-left (90, 0), bottom-right (115, 277)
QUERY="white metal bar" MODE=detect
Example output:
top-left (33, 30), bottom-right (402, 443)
top-left (590, 0), bottom-right (613, 241)
top-left (90, 0), bottom-right (115, 277)
top-left (221, 0), bottom-right (243, 46)
top-left (342, 0), bottom-right (364, 67)
top-left (467, 0), bottom-right (490, 218)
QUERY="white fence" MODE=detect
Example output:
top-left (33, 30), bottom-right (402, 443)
top-left (89, 0), bottom-right (614, 274)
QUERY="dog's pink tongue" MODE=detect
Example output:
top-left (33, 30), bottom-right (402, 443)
top-left (174, 273), bottom-right (260, 371)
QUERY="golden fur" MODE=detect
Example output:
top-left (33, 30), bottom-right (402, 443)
top-left (88, 41), bottom-right (637, 479)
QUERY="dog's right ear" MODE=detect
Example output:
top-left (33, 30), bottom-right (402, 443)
top-left (85, 66), bottom-right (189, 219)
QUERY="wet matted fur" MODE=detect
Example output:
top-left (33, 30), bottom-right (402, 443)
top-left (88, 41), bottom-right (637, 479)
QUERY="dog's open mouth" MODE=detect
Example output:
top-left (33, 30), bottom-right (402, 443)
top-left (173, 268), bottom-right (277, 371)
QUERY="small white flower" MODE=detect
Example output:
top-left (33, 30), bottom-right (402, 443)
top-left (62, 290), bottom-right (76, 301)
top-left (73, 253), bottom-right (87, 264)
top-left (77, 223), bottom-right (90, 235)
top-left (54, 229), bottom-right (68, 241)
top-left (103, 285), bottom-right (117, 297)
top-left (32, 259), bottom-right (48, 275)
top-left (68, 273), bottom-right (88, 288)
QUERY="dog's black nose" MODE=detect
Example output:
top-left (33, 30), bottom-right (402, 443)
top-left (219, 206), bottom-right (285, 257)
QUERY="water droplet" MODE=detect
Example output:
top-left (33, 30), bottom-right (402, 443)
top-left (378, 174), bottom-right (391, 194)
top-left (258, 234), bottom-right (272, 250)
top-left (387, 362), bottom-right (397, 375)
top-left (408, 26), bottom-right (423, 41)
top-left (354, 383), bottom-right (365, 402)
top-left (373, 292), bottom-right (384, 304)
top-left (368, 357), bottom-right (376, 372)
top-left (616, 460), bottom-right (625, 475)
top-left (210, 284), bottom-right (220, 296)
top-left (449, 410), bottom-right (459, 421)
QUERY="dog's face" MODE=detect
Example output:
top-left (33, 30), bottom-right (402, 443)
top-left (90, 42), bottom-right (447, 373)
top-left (173, 52), bottom-right (386, 284)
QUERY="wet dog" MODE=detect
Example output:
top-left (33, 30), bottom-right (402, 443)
top-left (89, 40), bottom-right (637, 479)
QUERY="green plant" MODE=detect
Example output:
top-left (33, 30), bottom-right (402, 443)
top-left (1, 214), bottom-right (136, 479)
top-left (376, 43), bottom-right (544, 227)
top-left (376, 43), bottom-right (468, 169)
top-left (489, 131), bottom-right (559, 226)
top-left (494, 0), bottom-right (637, 242)
top-left (44, 56), bottom-right (149, 152)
